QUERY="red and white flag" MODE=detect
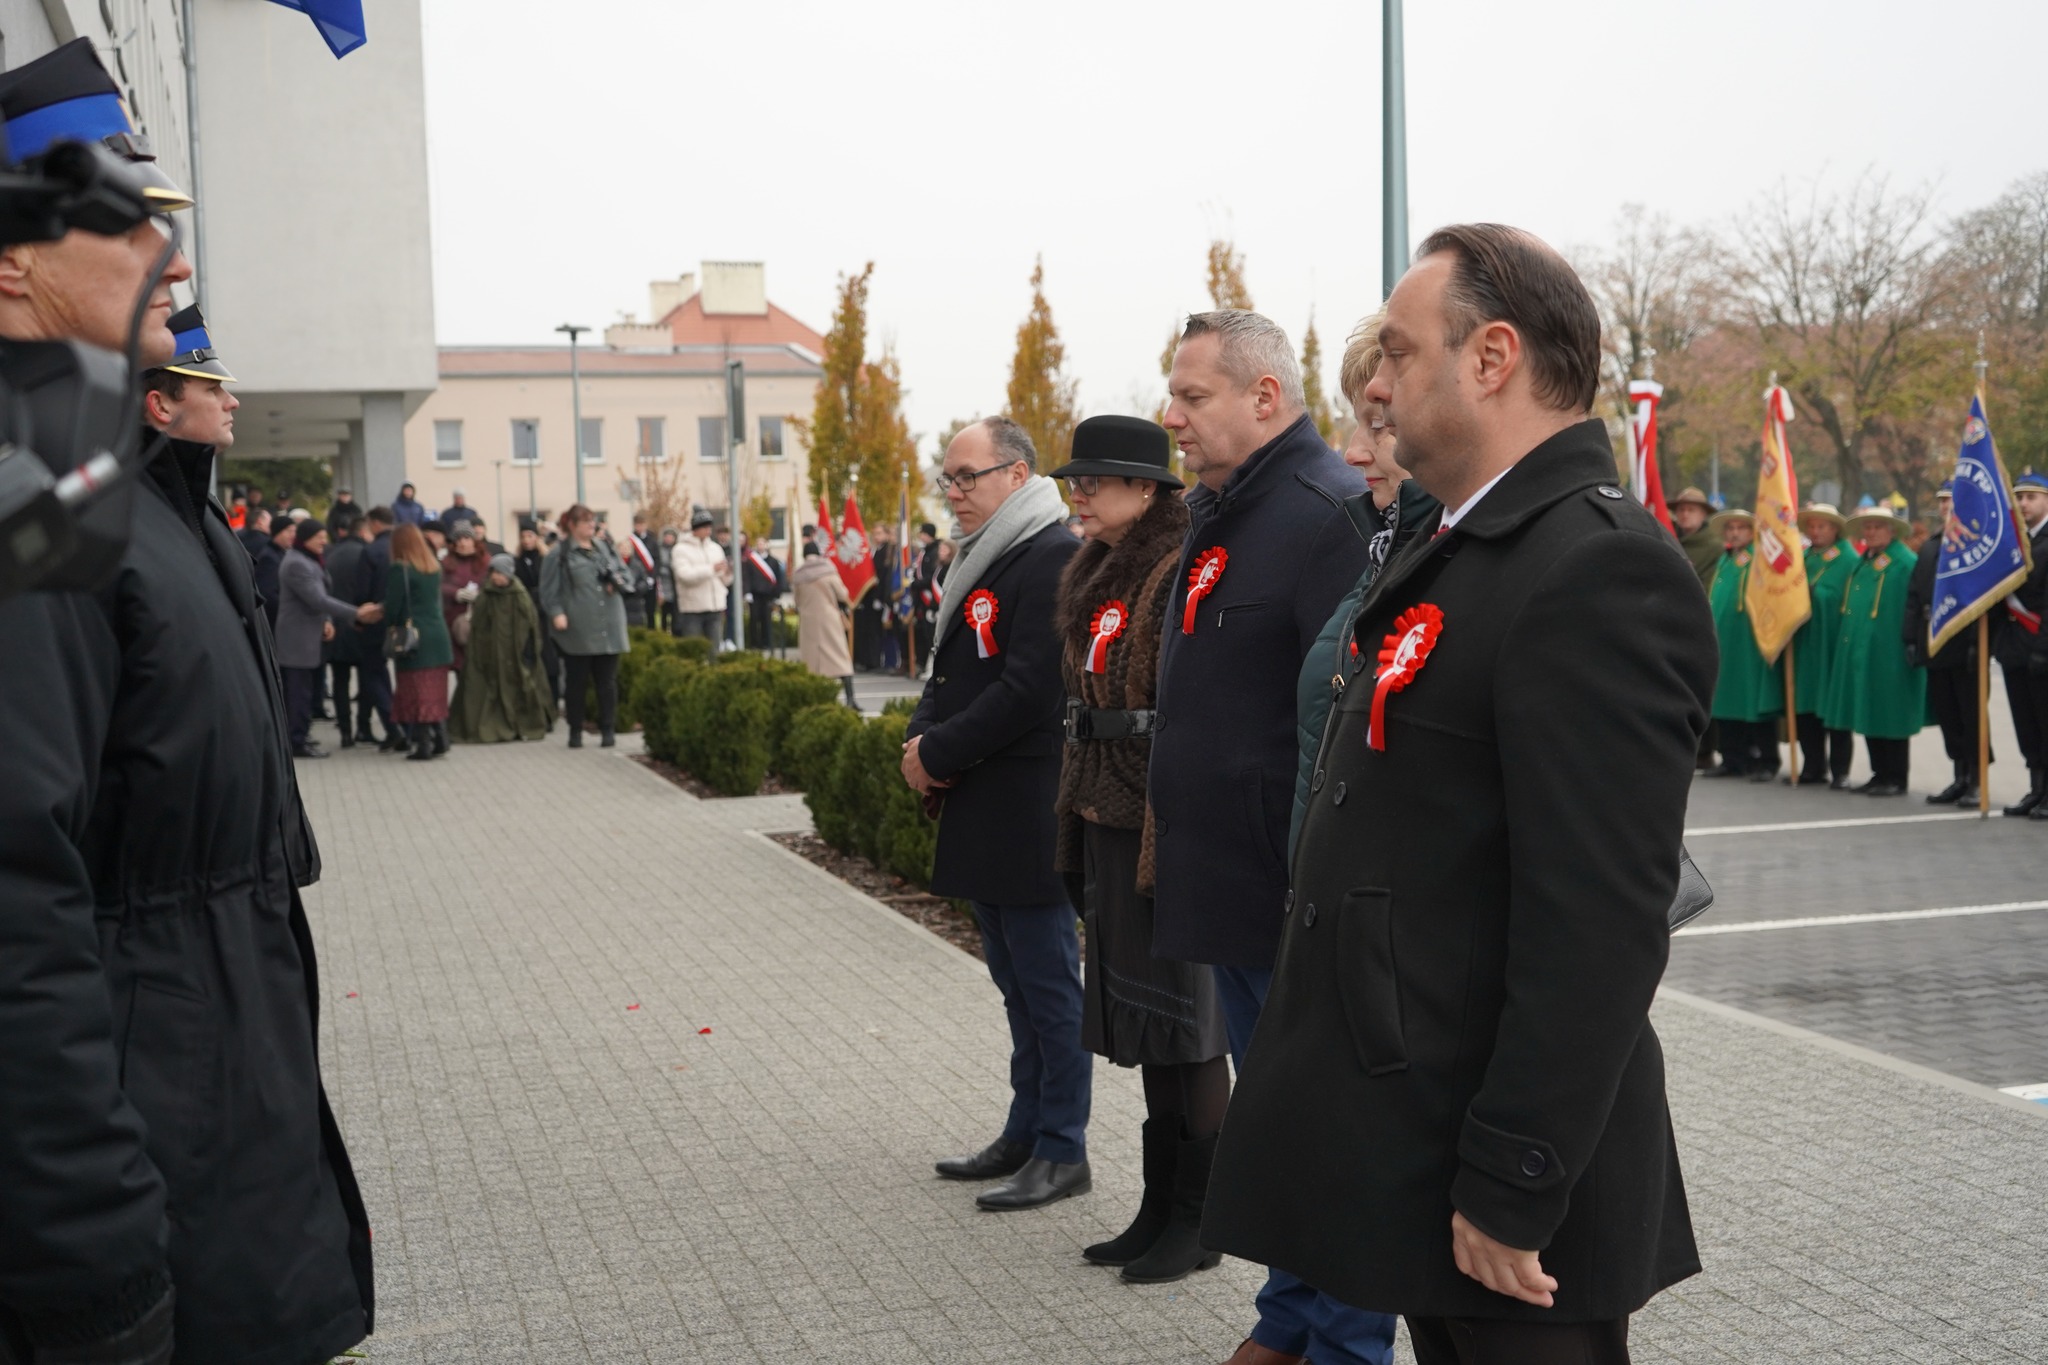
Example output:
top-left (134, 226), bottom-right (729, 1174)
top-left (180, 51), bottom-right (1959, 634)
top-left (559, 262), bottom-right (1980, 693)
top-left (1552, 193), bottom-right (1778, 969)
top-left (1628, 378), bottom-right (1675, 535)
top-left (835, 494), bottom-right (877, 601)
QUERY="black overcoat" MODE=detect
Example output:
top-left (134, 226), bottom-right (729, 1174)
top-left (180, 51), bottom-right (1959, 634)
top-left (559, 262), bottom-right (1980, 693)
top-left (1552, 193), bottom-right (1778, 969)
top-left (0, 439), bottom-right (372, 1361)
top-left (1149, 414), bottom-right (1368, 967)
top-left (907, 521), bottom-right (1078, 905)
top-left (1204, 421), bottom-right (1715, 1322)
top-left (1992, 519), bottom-right (2048, 672)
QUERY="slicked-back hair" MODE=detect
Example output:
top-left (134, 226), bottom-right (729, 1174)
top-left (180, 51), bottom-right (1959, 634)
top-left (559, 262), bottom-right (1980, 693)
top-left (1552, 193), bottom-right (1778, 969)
top-left (1180, 310), bottom-right (1306, 412)
top-left (1414, 223), bottom-right (1601, 413)
top-left (981, 414), bottom-right (1038, 471)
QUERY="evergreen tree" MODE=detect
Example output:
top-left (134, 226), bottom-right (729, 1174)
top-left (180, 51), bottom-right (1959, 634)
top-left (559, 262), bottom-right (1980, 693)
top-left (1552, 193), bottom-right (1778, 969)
top-left (1301, 313), bottom-right (1338, 443)
top-left (1005, 257), bottom-right (1080, 468)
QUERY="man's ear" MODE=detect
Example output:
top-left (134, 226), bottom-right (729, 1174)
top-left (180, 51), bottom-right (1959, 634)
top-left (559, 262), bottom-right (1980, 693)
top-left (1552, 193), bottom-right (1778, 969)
top-left (0, 243), bottom-right (34, 300)
top-left (1251, 373), bottom-right (1284, 420)
top-left (1471, 321), bottom-right (1522, 400)
top-left (142, 388), bottom-right (173, 428)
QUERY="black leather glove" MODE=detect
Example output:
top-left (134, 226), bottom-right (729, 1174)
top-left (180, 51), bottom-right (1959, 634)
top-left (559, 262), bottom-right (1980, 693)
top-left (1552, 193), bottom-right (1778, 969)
top-left (32, 1291), bottom-right (172, 1365)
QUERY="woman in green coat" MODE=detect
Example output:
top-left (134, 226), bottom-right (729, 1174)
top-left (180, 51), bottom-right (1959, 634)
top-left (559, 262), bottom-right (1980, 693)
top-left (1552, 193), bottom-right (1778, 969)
top-left (538, 504), bottom-right (632, 748)
top-left (1792, 504), bottom-right (1862, 787)
top-left (1706, 509), bottom-right (1784, 779)
top-left (383, 522), bottom-right (455, 761)
top-left (451, 555), bottom-right (557, 743)
top-left (1823, 507), bottom-right (1924, 796)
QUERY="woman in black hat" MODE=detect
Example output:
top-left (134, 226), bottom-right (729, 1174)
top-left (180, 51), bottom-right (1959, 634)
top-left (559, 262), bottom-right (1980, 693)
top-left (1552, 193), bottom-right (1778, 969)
top-left (1050, 415), bottom-right (1230, 1285)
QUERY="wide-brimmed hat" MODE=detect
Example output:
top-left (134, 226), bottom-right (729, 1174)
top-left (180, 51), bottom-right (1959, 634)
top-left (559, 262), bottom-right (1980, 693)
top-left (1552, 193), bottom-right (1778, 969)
top-left (1049, 415), bottom-right (1184, 489)
top-left (1797, 503), bottom-right (1846, 532)
top-left (1847, 506), bottom-right (1910, 537)
top-left (1668, 485), bottom-right (1715, 513)
top-left (1707, 509), bottom-right (1755, 535)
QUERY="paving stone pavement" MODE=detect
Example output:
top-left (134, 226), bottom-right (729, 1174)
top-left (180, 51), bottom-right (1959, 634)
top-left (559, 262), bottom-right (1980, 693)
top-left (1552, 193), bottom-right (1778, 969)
top-left (296, 732), bottom-right (2048, 1364)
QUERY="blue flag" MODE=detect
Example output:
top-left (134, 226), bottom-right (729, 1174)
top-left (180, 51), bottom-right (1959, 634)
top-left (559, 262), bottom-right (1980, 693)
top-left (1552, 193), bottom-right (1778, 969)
top-left (1930, 394), bottom-right (2033, 653)
top-left (266, 0), bottom-right (366, 58)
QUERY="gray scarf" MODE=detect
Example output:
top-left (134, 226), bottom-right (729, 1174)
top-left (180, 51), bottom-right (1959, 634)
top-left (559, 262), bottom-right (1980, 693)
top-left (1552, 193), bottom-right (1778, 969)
top-left (931, 474), bottom-right (1068, 663)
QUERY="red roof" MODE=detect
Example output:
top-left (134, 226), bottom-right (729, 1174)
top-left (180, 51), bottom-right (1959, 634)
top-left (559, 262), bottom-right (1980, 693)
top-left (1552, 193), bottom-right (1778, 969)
top-left (660, 295), bottom-right (826, 353)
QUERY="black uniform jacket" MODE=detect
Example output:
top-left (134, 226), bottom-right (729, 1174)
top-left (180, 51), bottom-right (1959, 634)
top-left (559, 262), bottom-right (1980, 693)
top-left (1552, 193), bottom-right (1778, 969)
top-left (1902, 533), bottom-right (1979, 671)
top-left (1149, 414), bottom-right (1368, 968)
top-left (907, 522), bottom-right (1078, 905)
top-left (1204, 421), bottom-right (1715, 1321)
top-left (0, 438), bottom-right (372, 1362)
top-left (1992, 519), bottom-right (2048, 672)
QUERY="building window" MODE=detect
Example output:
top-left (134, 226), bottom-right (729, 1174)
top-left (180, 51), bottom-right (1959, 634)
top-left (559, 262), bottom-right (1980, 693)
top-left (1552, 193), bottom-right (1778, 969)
top-left (434, 420), bottom-right (463, 466)
top-left (759, 415), bottom-right (786, 459)
top-left (580, 416), bottom-right (604, 465)
top-left (636, 417), bottom-right (665, 463)
top-left (699, 415), bottom-right (728, 461)
top-left (510, 419), bottom-right (539, 465)
top-left (768, 507), bottom-right (788, 540)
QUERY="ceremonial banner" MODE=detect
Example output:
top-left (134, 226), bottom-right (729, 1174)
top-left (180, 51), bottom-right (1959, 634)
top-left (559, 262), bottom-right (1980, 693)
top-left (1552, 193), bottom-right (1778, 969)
top-left (817, 493), bottom-right (835, 551)
top-left (835, 494), bottom-right (877, 602)
top-left (265, 0), bottom-right (367, 57)
top-left (1628, 378), bottom-right (1676, 534)
top-left (1930, 394), bottom-right (2032, 653)
top-left (1746, 384), bottom-right (1810, 663)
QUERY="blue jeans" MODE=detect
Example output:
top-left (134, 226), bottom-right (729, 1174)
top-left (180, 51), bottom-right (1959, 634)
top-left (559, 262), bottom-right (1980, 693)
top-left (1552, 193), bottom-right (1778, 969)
top-left (1216, 965), bottom-right (1396, 1365)
top-left (975, 900), bottom-right (1092, 1165)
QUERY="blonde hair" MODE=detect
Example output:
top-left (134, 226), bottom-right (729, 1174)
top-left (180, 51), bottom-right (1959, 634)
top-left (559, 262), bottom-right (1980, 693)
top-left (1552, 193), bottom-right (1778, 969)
top-left (1337, 309), bottom-right (1387, 409)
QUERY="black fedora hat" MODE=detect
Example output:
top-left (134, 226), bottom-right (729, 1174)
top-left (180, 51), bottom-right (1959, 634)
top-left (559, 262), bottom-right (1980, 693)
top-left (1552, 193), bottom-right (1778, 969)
top-left (1049, 415), bottom-right (1183, 489)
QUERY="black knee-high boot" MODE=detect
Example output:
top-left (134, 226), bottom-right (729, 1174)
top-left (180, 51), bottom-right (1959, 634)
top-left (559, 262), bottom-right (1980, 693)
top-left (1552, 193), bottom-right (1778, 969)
top-left (406, 723), bottom-right (434, 761)
top-left (1083, 1119), bottom-right (1176, 1267)
top-left (1121, 1128), bottom-right (1222, 1284)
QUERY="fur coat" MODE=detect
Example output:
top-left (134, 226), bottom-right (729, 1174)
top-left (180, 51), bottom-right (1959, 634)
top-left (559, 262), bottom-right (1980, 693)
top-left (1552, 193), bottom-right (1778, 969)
top-left (1053, 489), bottom-right (1190, 892)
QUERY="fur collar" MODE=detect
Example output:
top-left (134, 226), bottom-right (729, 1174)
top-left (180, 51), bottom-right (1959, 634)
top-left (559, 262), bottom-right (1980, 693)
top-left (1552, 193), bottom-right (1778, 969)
top-left (1056, 490), bottom-right (1191, 638)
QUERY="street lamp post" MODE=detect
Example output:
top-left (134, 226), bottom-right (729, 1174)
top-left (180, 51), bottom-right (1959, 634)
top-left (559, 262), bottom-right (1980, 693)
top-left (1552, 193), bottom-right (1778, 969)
top-left (1382, 0), bottom-right (1409, 300)
top-left (557, 323), bottom-right (589, 506)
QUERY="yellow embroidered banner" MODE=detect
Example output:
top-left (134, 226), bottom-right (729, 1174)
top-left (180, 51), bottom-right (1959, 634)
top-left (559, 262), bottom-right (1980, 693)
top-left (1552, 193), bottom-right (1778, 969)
top-left (1747, 384), bottom-right (1811, 663)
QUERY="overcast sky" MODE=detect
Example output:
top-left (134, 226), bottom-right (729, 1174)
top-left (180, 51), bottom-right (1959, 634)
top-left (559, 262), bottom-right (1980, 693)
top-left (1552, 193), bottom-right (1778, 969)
top-left (421, 0), bottom-right (2047, 451)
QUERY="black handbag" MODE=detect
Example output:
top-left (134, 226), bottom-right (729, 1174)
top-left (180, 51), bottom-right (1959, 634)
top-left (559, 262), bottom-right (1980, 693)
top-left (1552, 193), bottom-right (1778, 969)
top-left (383, 564), bottom-right (421, 661)
top-left (1668, 845), bottom-right (1713, 933)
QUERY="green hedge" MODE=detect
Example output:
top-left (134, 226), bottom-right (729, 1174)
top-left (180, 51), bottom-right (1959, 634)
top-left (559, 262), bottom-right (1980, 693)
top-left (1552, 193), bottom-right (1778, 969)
top-left (796, 704), bottom-right (936, 888)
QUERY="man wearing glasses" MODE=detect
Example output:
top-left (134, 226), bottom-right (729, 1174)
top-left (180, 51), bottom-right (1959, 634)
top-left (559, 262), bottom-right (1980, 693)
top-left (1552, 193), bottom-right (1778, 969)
top-left (906, 416), bottom-right (1089, 1211)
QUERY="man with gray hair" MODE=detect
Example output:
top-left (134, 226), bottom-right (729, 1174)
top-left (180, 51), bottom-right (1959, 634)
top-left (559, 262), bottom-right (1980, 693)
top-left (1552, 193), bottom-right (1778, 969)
top-left (1150, 312), bottom-right (1389, 1364)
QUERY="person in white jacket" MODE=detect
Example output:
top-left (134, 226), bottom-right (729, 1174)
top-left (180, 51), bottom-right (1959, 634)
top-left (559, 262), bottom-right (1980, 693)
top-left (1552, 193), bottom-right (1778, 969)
top-left (672, 508), bottom-right (732, 640)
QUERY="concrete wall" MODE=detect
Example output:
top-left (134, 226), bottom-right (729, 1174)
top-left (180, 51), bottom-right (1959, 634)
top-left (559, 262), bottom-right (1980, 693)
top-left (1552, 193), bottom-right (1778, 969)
top-left (402, 366), bottom-right (817, 543)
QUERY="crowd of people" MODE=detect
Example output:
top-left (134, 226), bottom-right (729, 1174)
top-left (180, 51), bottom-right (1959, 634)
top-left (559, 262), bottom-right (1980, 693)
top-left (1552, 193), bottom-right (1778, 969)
top-left (1680, 468), bottom-right (2048, 810)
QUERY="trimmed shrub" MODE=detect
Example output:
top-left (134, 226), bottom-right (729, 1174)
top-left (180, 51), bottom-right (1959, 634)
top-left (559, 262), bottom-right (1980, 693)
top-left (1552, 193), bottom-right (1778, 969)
top-left (673, 635), bottom-right (714, 663)
top-left (867, 712), bottom-right (937, 886)
top-left (634, 655), bottom-right (701, 763)
top-left (789, 703), bottom-right (865, 846)
top-left (672, 666), bottom-right (775, 796)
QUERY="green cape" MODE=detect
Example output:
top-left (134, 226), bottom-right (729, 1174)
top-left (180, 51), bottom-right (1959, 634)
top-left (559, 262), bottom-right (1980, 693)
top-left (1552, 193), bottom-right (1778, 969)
top-left (451, 579), bottom-right (557, 743)
top-left (1709, 548), bottom-right (1783, 721)
top-left (1821, 543), bottom-right (1925, 739)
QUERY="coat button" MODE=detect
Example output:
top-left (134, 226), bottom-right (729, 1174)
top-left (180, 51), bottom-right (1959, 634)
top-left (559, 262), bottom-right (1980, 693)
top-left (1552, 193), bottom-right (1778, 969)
top-left (1520, 1150), bottom-right (1547, 1178)
top-left (1284, 890), bottom-right (1295, 914)
top-left (934, 675), bottom-right (946, 685)
top-left (1311, 770), bottom-right (1325, 793)
top-left (1303, 903), bottom-right (1318, 927)
top-left (1333, 781), bottom-right (1347, 805)
top-left (1156, 817), bottom-right (1169, 836)
top-left (1597, 485), bottom-right (1626, 500)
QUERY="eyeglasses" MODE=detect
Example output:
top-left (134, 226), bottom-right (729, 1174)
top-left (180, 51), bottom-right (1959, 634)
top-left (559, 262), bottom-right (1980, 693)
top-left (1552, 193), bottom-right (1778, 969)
top-left (1067, 475), bottom-right (1109, 496)
top-left (936, 458), bottom-right (1021, 493)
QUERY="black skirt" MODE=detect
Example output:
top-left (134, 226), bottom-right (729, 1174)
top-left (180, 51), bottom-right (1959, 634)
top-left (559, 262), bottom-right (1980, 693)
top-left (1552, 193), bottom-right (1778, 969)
top-left (1080, 821), bottom-right (1229, 1067)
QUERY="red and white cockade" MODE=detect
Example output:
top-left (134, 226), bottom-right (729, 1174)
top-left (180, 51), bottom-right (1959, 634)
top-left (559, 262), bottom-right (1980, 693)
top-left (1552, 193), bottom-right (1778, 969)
top-left (1181, 547), bottom-right (1228, 635)
top-left (1367, 604), bottom-right (1445, 752)
top-left (964, 589), bottom-right (1000, 658)
top-left (1086, 599), bottom-right (1128, 674)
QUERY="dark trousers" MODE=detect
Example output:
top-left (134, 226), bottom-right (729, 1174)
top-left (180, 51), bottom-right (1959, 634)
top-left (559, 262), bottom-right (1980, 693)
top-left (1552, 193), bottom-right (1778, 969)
top-left (657, 598), bottom-right (679, 635)
top-left (1796, 713), bottom-right (1853, 781)
top-left (1867, 735), bottom-right (1910, 785)
top-left (1215, 965), bottom-right (1398, 1365)
top-left (2006, 663), bottom-right (2048, 771)
top-left (748, 601), bottom-right (776, 652)
top-left (563, 652), bottom-right (619, 736)
top-left (1717, 719), bottom-right (1779, 774)
top-left (327, 660), bottom-right (354, 733)
top-left (282, 665), bottom-right (321, 748)
top-left (972, 900), bottom-right (1091, 1165)
top-left (1408, 1315), bottom-right (1630, 1365)
top-left (358, 654), bottom-right (393, 731)
top-left (1696, 718), bottom-right (1719, 769)
top-left (676, 610), bottom-right (721, 641)
top-left (1927, 666), bottom-right (1988, 767)
top-left (913, 615), bottom-right (936, 674)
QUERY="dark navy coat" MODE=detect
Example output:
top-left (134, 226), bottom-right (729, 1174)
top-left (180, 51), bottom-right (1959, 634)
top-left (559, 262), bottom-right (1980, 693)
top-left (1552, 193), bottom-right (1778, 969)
top-left (0, 439), bottom-right (372, 1362)
top-left (1148, 414), bottom-right (1368, 967)
top-left (1206, 421), bottom-right (1714, 1321)
top-left (908, 521), bottom-right (1078, 906)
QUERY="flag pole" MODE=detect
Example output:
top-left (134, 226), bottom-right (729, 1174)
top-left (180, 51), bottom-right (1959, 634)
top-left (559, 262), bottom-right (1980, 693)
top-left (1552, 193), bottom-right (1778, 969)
top-left (1783, 641), bottom-right (1800, 785)
top-left (1977, 333), bottom-right (1992, 817)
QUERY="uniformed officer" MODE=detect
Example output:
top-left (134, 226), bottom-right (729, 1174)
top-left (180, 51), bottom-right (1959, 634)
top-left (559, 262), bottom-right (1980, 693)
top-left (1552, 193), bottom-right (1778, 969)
top-left (1792, 504), bottom-right (1860, 787)
top-left (1905, 481), bottom-right (1988, 805)
top-left (1669, 486), bottom-right (1721, 771)
top-left (1997, 470), bottom-right (2048, 817)
top-left (1704, 509), bottom-right (1783, 779)
top-left (1824, 506), bottom-right (1925, 795)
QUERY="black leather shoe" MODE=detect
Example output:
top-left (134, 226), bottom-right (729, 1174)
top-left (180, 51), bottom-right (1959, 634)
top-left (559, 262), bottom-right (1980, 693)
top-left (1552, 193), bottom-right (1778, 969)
top-left (935, 1138), bottom-right (1030, 1182)
top-left (337, 730), bottom-right (356, 749)
top-left (976, 1157), bottom-right (1091, 1211)
top-left (1702, 763), bottom-right (1745, 778)
top-left (2005, 772), bottom-right (2046, 817)
top-left (379, 728), bottom-right (408, 753)
top-left (1795, 771), bottom-right (1830, 785)
top-left (1926, 777), bottom-right (1970, 805)
top-left (291, 742), bottom-right (329, 760)
top-left (1864, 779), bottom-right (1908, 797)
top-left (1748, 768), bottom-right (1779, 783)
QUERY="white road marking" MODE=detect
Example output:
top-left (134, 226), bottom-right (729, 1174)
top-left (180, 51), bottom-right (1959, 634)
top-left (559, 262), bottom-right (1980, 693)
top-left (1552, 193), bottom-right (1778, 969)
top-left (1676, 900), bottom-right (2048, 937)
top-left (1998, 1083), bottom-right (2048, 1106)
top-left (1685, 813), bottom-right (1986, 837)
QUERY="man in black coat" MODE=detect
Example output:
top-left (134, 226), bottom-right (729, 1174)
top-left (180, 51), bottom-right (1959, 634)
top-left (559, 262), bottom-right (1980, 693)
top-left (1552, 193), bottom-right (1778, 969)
top-left (1997, 471), bottom-right (2048, 816)
top-left (904, 416), bottom-right (1088, 1212)
top-left (1206, 226), bottom-right (1713, 1365)
top-left (1150, 312), bottom-right (1381, 1365)
top-left (0, 40), bottom-right (372, 1363)
top-left (740, 532), bottom-right (786, 650)
top-left (1905, 482), bottom-right (1989, 805)
top-left (325, 510), bottom-right (372, 747)
top-left (352, 506), bottom-right (403, 749)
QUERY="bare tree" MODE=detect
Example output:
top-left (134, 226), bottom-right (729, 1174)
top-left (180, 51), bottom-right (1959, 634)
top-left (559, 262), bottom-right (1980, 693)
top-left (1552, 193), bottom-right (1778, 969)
top-left (1941, 170), bottom-right (2048, 338)
top-left (1580, 205), bottom-right (1718, 415)
top-left (1726, 173), bottom-right (1953, 502)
